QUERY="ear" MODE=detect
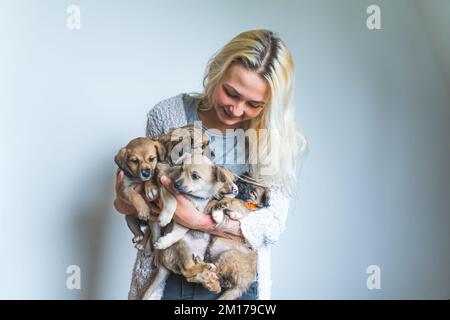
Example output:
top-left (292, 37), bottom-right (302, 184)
top-left (174, 152), bottom-right (191, 165)
top-left (154, 141), bottom-right (167, 161)
top-left (261, 188), bottom-right (271, 207)
top-left (170, 127), bottom-right (190, 143)
top-left (114, 147), bottom-right (128, 169)
top-left (203, 145), bottom-right (215, 161)
top-left (215, 167), bottom-right (230, 183)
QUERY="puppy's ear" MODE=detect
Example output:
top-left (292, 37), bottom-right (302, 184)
top-left (215, 167), bottom-right (232, 183)
top-left (154, 141), bottom-right (167, 161)
top-left (114, 147), bottom-right (128, 169)
top-left (261, 188), bottom-right (271, 207)
top-left (202, 144), bottom-right (215, 160)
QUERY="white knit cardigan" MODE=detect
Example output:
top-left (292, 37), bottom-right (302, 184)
top-left (128, 94), bottom-right (290, 300)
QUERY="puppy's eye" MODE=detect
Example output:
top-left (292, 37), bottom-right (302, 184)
top-left (149, 156), bottom-right (156, 162)
top-left (131, 159), bottom-right (140, 164)
top-left (191, 172), bottom-right (200, 180)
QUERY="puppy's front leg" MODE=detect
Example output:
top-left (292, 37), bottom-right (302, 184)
top-left (144, 179), bottom-right (159, 202)
top-left (154, 222), bottom-right (189, 250)
top-left (125, 215), bottom-right (145, 250)
top-left (158, 187), bottom-right (177, 227)
top-left (122, 188), bottom-right (150, 221)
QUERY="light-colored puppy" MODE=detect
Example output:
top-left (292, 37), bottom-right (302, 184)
top-left (153, 153), bottom-right (238, 249)
top-left (143, 124), bottom-right (213, 202)
top-left (114, 137), bottom-right (166, 253)
top-left (141, 154), bottom-right (238, 300)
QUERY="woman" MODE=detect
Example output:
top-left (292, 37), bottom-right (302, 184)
top-left (114, 29), bottom-right (307, 300)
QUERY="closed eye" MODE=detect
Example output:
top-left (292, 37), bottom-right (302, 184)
top-left (224, 85), bottom-right (264, 108)
top-left (224, 86), bottom-right (239, 99)
top-left (131, 158), bottom-right (140, 164)
top-left (247, 102), bottom-right (264, 109)
top-left (149, 156), bottom-right (156, 162)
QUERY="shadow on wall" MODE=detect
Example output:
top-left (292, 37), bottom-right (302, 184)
top-left (69, 163), bottom-right (116, 299)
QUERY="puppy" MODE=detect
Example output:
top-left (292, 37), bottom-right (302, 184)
top-left (203, 175), bottom-right (271, 300)
top-left (114, 137), bottom-right (166, 253)
top-left (144, 124), bottom-right (214, 202)
top-left (141, 154), bottom-right (238, 300)
top-left (152, 153), bottom-right (238, 249)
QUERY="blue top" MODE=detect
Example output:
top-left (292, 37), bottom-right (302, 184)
top-left (183, 95), bottom-right (249, 177)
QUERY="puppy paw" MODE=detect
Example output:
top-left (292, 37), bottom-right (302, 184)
top-left (212, 209), bottom-right (224, 224)
top-left (135, 243), bottom-right (145, 251)
top-left (154, 237), bottom-right (172, 250)
top-left (228, 211), bottom-right (243, 220)
top-left (146, 187), bottom-right (159, 201)
top-left (205, 263), bottom-right (217, 272)
top-left (158, 214), bottom-right (172, 227)
top-left (137, 210), bottom-right (150, 221)
top-left (186, 267), bottom-right (221, 293)
top-left (132, 234), bottom-right (144, 244)
top-left (216, 202), bottom-right (229, 210)
top-left (200, 270), bottom-right (221, 293)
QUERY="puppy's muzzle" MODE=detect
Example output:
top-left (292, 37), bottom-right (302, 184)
top-left (231, 183), bottom-right (238, 196)
top-left (139, 168), bottom-right (153, 181)
top-left (173, 179), bottom-right (185, 193)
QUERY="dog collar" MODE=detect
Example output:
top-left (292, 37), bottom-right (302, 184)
top-left (245, 202), bottom-right (258, 209)
top-left (184, 193), bottom-right (209, 201)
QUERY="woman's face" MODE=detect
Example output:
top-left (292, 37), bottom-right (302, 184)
top-left (212, 63), bottom-right (269, 127)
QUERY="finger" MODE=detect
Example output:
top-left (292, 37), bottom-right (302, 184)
top-left (134, 182), bottom-right (143, 193)
top-left (160, 176), bottom-right (177, 195)
top-left (116, 171), bottom-right (124, 189)
top-left (160, 176), bottom-right (172, 187)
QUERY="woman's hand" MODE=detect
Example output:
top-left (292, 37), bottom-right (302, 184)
top-left (159, 176), bottom-right (243, 240)
top-left (114, 171), bottom-right (161, 222)
top-left (159, 176), bottom-right (205, 229)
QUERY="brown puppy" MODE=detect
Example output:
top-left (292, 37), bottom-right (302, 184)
top-left (141, 154), bottom-right (238, 300)
top-left (203, 178), bottom-right (271, 300)
top-left (118, 125), bottom-right (213, 257)
top-left (114, 137), bottom-right (166, 252)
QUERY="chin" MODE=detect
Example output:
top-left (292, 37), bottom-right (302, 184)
top-left (219, 118), bottom-right (240, 126)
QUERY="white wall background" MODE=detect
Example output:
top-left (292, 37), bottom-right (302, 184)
top-left (0, 0), bottom-right (449, 299)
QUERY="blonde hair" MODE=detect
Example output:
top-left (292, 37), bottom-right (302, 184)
top-left (196, 29), bottom-right (308, 196)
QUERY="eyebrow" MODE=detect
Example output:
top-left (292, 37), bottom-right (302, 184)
top-left (223, 84), bottom-right (266, 105)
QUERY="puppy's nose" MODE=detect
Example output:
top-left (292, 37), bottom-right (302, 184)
top-left (141, 169), bottom-right (151, 178)
top-left (173, 180), bottom-right (182, 191)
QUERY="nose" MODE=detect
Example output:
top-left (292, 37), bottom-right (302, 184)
top-left (232, 184), bottom-right (239, 195)
top-left (141, 168), bottom-right (151, 178)
top-left (229, 103), bottom-right (244, 117)
top-left (173, 179), bottom-right (182, 191)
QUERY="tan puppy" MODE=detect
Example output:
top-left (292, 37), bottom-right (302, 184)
top-left (114, 137), bottom-right (166, 252)
top-left (141, 154), bottom-right (238, 300)
top-left (144, 124), bottom-right (213, 202)
top-left (153, 153), bottom-right (238, 249)
top-left (203, 179), bottom-right (271, 300)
